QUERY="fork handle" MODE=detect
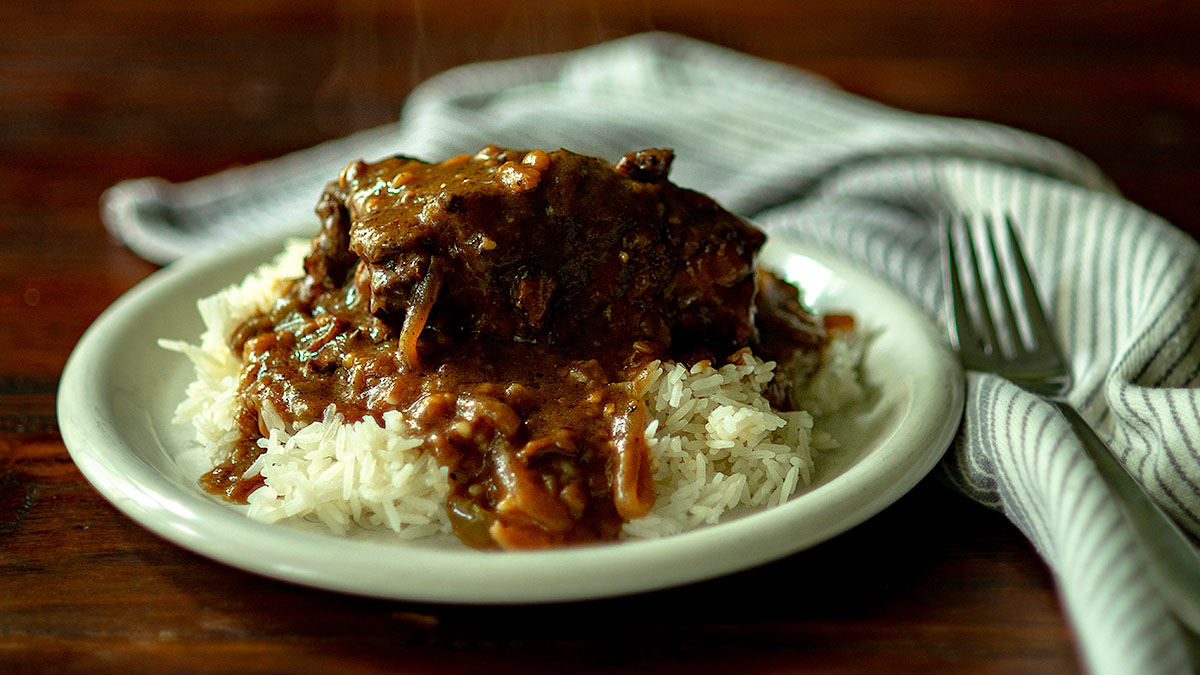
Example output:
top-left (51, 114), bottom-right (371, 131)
top-left (1054, 401), bottom-right (1200, 633)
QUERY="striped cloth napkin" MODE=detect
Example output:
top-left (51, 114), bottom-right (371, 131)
top-left (101, 33), bottom-right (1200, 674)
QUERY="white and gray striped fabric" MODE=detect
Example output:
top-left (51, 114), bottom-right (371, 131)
top-left (101, 33), bottom-right (1199, 674)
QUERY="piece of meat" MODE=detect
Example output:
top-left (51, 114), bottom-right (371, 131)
top-left (307, 146), bottom-right (766, 358)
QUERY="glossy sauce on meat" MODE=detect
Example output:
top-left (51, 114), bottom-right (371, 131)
top-left (206, 146), bottom-right (830, 549)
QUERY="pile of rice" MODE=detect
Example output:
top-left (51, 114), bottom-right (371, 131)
top-left (162, 240), bottom-right (865, 542)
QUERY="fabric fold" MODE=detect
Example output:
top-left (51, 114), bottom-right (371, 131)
top-left (101, 32), bottom-right (1200, 674)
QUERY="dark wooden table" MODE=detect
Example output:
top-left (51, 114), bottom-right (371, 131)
top-left (4, 2), bottom-right (1199, 672)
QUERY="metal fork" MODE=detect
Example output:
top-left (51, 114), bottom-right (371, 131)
top-left (943, 213), bottom-right (1200, 634)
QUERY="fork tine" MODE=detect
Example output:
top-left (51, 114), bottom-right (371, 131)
top-left (983, 213), bottom-right (1025, 354)
top-left (959, 215), bottom-right (1000, 353)
top-left (944, 215), bottom-right (987, 361)
top-left (1002, 214), bottom-right (1060, 356)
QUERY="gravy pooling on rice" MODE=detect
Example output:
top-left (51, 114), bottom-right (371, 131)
top-left (208, 146), bottom-right (843, 549)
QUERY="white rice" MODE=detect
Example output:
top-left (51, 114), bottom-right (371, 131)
top-left (162, 239), bottom-right (865, 542)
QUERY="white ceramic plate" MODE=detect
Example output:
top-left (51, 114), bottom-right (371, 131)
top-left (59, 232), bottom-right (963, 603)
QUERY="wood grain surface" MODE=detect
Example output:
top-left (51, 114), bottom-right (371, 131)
top-left (3, 1), bottom-right (1199, 672)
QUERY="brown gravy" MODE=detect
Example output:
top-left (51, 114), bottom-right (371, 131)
top-left (205, 147), bottom-right (831, 549)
